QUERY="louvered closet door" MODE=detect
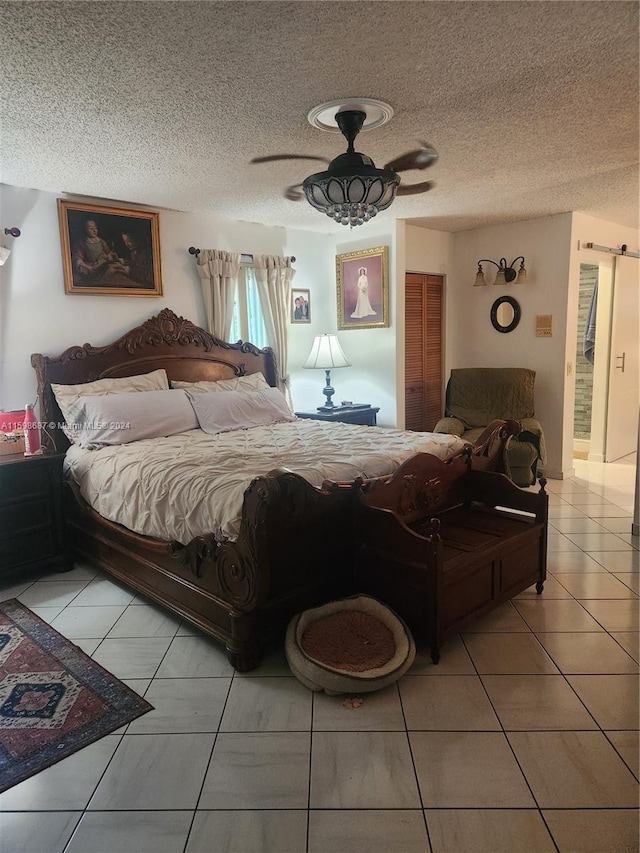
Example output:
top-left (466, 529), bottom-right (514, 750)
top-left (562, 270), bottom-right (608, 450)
top-left (405, 273), bottom-right (443, 431)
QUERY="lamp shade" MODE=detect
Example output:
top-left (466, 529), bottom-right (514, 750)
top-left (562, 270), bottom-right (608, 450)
top-left (473, 268), bottom-right (486, 287)
top-left (304, 334), bottom-right (351, 369)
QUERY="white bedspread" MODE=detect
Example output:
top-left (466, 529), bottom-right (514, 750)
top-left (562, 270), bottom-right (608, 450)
top-left (64, 420), bottom-right (467, 544)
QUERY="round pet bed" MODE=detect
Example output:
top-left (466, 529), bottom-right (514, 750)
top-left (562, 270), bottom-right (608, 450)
top-left (285, 595), bottom-right (416, 695)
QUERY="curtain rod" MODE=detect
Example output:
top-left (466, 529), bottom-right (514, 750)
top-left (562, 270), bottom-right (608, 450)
top-left (188, 247), bottom-right (296, 262)
top-left (582, 242), bottom-right (640, 259)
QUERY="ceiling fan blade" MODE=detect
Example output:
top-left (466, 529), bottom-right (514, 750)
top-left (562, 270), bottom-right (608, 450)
top-left (384, 143), bottom-right (438, 174)
top-left (251, 154), bottom-right (329, 164)
top-left (284, 184), bottom-right (305, 201)
top-left (396, 180), bottom-right (435, 196)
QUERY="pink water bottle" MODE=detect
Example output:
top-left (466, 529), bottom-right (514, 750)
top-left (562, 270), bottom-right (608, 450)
top-left (23, 404), bottom-right (42, 456)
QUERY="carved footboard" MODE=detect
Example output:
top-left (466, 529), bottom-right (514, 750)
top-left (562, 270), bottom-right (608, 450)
top-left (466, 418), bottom-right (521, 473)
top-left (62, 418), bottom-right (518, 671)
top-left (65, 469), bottom-right (355, 671)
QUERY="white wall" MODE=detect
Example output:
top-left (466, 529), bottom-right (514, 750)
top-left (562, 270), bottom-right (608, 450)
top-left (319, 216), bottom-right (401, 427)
top-left (0, 184), bottom-right (331, 413)
top-left (448, 213), bottom-right (574, 478)
top-left (447, 212), bottom-right (639, 479)
top-left (405, 224), bottom-right (454, 275)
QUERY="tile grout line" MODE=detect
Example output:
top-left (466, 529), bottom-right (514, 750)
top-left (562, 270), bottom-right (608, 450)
top-left (180, 669), bottom-right (236, 853)
top-left (397, 678), bottom-right (434, 852)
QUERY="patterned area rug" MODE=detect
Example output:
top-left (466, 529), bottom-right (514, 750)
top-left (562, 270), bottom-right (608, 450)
top-left (0, 598), bottom-right (152, 793)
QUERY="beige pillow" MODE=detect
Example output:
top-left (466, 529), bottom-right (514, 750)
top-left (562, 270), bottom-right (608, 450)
top-left (190, 388), bottom-right (295, 435)
top-left (51, 369), bottom-right (169, 442)
top-left (68, 389), bottom-right (198, 449)
top-left (171, 373), bottom-right (270, 394)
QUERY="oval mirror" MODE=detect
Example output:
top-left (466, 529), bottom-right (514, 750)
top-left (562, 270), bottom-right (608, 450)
top-left (491, 295), bottom-right (521, 333)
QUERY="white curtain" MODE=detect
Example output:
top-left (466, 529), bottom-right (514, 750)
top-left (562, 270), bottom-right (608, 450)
top-left (196, 249), bottom-right (241, 339)
top-left (251, 255), bottom-right (296, 401)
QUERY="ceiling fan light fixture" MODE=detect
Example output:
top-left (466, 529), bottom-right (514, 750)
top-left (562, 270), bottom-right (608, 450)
top-left (303, 166), bottom-right (400, 227)
top-left (301, 108), bottom-right (403, 227)
top-left (253, 100), bottom-right (437, 227)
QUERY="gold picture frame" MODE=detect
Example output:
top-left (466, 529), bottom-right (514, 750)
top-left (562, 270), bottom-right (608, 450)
top-left (58, 200), bottom-right (163, 296)
top-left (336, 245), bottom-right (389, 329)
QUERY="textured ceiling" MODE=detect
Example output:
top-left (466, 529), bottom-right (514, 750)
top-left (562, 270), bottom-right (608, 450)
top-left (1, 1), bottom-right (638, 233)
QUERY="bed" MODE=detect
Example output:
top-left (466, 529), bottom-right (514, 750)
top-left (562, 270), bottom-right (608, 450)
top-left (32, 309), bottom-right (518, 670)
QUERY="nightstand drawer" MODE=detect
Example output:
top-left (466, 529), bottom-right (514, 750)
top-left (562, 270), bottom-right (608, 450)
top-left (0, 497), bottom-right (53, 538)
top-left (295, 406), bottom-right (379, 426)
top-left (0, 461), bottom-right (53, 502)
top-left (0, 528), bottom-right (57, 568)
top-left (330, 408), bottom-right (378, 426)
top-left (0, 452), bottom-right (69, 577)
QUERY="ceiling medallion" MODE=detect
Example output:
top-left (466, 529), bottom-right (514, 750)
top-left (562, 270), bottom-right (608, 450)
top-left (307, 98), bottom-right (394, 133)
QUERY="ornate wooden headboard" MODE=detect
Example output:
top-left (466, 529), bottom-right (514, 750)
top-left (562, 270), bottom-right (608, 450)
top-left (31, 309), bottom-right (279, 453)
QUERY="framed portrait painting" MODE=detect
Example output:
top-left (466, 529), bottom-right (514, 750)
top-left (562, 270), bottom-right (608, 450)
top-left (291, 288), bottom-right (311, 323)
top-left (57, 200), bottom-right (163, 296)
top-left (336, 246), bottom-right (389, 330)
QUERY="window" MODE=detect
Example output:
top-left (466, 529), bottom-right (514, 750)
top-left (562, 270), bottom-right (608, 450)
top-left (229, 266), bottom-right (268, 348)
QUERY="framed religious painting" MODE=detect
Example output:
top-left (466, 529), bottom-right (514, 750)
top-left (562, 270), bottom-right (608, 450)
top-left (291, 288), bottom-right (311, 323)
top-left (57, 200), bottom-right (163, 296)
top-left (336, 245), bottom-right (389, 329)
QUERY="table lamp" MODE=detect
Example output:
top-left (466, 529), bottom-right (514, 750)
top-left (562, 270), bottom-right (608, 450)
top-left (303, 333), bottom-right (351, 411)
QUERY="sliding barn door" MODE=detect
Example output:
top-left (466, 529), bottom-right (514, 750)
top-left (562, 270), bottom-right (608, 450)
top-left (605, 254), bottom-right (639, 461)
top-left (405, 273), bottom-right (444, 432)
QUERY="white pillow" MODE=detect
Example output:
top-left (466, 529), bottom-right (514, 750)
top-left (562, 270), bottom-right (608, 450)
top-left (52, 369), bottom-right (169, 442)
top-left (171, 373), bottom-right (269, 394)
top-left (68, 389), bottom-right (199, 449)
top-left (190, 388), bottom-right (295, 435)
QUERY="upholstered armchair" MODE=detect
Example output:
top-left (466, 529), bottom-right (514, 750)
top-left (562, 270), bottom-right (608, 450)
top-left (434, 368), bottom-right (546, 486)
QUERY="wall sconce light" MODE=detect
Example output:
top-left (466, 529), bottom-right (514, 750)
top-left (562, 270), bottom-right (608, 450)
top-left (473, 256), bottom-right (527, 286)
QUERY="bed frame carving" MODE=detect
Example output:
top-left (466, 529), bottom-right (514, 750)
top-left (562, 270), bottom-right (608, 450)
top-left (33, 310), bottom-right (518, 671)
top-left (32, 309), bottom-right (278, 454)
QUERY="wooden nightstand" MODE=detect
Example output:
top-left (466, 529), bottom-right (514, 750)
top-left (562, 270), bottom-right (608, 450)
top-left (295, 404), bottom-right (380, 426)
top-left (0, 452), bottom-right (70, 578)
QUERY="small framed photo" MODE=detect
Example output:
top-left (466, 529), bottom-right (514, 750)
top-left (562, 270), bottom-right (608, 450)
top-left (291, 288), bottom-right (311, 323)
top-left (57, 200), bottom-right (163, 296)
top-left (336, 246), bottom-right (389, 329)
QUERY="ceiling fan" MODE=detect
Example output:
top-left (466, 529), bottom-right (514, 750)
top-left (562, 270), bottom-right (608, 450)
top-left (251, 104), bottom-right (437, 227)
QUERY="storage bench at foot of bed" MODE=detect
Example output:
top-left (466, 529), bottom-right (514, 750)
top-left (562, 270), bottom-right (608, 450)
top-left (354, 463), bottom-right (548, 663)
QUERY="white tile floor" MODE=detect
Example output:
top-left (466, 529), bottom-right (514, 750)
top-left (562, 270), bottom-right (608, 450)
top-left (1, 456), bottom-right (638, 853)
